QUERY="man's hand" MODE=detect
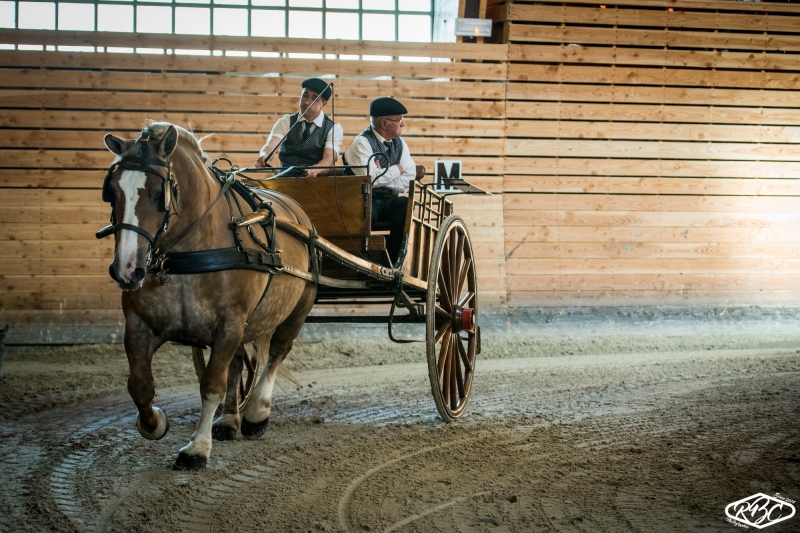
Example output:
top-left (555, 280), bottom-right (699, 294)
top-left (396, 164), bottom-right (404, 175)
top-left (304, 168), bottom-right (326, 178)
top-left (255, 154), bottom-right (269, 168)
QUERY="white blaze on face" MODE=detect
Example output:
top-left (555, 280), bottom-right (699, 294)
top-left (118, 170), bottom-right (148, 274)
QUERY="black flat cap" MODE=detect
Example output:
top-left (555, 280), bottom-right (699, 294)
top-left (301, 78), bottom-right (332, 100)
top-left (370, 97), bottom-right (407, 117)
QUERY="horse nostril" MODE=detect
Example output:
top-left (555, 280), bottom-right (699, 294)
top-left (131, 268), bottom-right (145, 284)
top-left (126, 262), bottom-right (132, 268)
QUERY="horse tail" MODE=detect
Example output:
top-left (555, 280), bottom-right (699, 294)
top-left (251, 334), bottom-right (303, 393)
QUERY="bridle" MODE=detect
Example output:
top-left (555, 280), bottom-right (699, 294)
top-left (96, 128), bottom-right (240, 281)
top-left (96, 129), bottom-right (177, 253)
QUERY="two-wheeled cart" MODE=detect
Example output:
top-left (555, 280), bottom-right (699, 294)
top-left (234, 164), bottom-right (487, 421)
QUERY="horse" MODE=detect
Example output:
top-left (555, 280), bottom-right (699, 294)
top-left (99, 121), bottom-right (317, 470)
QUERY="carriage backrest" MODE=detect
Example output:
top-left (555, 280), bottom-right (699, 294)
top-left (244, 175), bottom-right (372, 254)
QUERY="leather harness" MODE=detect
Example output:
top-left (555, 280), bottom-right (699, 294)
top-left (96, 130), bottom-right (320, 285)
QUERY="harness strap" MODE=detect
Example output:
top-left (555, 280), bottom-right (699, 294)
top-left (162, 175), bottom-right (234, 251)
top-left (158, 247), bottom-right (283, 275)
top-left (113, 223), bottom-right (158, 245)
top-left (306, 228), bottom-right (320, 284)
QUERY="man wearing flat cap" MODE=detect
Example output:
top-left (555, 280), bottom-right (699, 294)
top-left (344, 96), bottom-right (416, 263)
top-left (256, 78), bottom-right (343, 177)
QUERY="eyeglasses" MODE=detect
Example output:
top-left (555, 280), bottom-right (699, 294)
top-left (382, 117), bottom-right (405, 125)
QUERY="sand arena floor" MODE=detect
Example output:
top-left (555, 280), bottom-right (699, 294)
top-left (0, 324), bottom-right (799, 532)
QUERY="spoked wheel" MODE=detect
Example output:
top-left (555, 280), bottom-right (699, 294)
top-left (426, 215), bottom-right (480, 422)
top-left (191, 346), bottom-right (260, 416)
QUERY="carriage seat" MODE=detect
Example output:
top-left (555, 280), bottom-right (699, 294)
top-left (370, 165), bottom-right (425, 233)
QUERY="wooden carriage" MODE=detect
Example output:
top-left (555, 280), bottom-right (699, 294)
top-left (238, 168), bottom-right (483, 421)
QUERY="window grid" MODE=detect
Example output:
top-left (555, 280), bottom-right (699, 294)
top-left (4, 0), bottom-right (433, 44)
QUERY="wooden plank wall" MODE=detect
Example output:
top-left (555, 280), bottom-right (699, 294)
top-left (0, 30), bottom-right (508, 338)
top-left (3, 0), bottom-right (800, 340)
top-left (493, 0), bottom-right (800, 307)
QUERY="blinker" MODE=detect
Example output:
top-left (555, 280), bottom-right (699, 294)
top-left (163, 179), bottom-right (172, 210)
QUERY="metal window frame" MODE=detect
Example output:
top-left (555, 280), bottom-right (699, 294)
top-left (6, 0), bottom-right (435, 42)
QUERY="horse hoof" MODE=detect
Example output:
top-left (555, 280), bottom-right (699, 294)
top-left (173, 452), bottom-right (207, 471)
top-left (212, 424), bottom-right (237, 441)
top-left (241, 416), bottom-right (269, 438)
top-left (136, 406), bottom-right (169, 440)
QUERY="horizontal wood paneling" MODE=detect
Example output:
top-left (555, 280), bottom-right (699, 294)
top-left (506, 290), bottom-right (800, 308)
top-left (502, 0), bottom-right (800, 14)
top-left (0, 30), bottom-right (511, 335)
top-left (501, 0), bottom-right (800, 307)
top-left (0, 50), bottom-right (507, 80)
top-left (508, 81), bottom-right (800, 106)
top-left (506, 4), bottom-right (800, 33)
top-left (503, 225), bottom-right (800, 244)
top-left (505, 159), bottom-right (800, 178)
top-left (0, 130), bottom-right (505, 156)
top-left (506, 140), bottom-right (800, 161)
top-left (0, 90), bottom-right (505, 118)
top-left (506, 24), bottom-right (800, 52)
top-left (0, 69), bottom-right (507, 99)
top-left (0, 110), bottom-right (506, 137)
top-left (504, 176), bottom-right (800, 196)
top-left (506, 121), bottom-right (800, 144)
top-left (509, 44), bottom-right (800, 71)
top-left (0, 150), bottom-right (505, 175)
top-left (507, 102), bottom-right (800, 125)
top-left (504, 242), bottom-right (800, 260)
top-left (4, 0), bottom-right (800, 337)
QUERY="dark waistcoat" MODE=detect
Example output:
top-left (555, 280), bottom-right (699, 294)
top-left (279, 113), bottom-right (334, 167)
top-left (359, 127), bottom-right (403, 167)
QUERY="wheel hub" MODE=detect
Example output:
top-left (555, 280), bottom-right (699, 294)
top-left (453, 306), bottom-right (475, 333)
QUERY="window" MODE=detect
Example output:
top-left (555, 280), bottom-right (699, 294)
top-left (3, 0), bottom-right (433, 42)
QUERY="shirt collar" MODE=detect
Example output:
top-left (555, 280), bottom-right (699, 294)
top-left (300, 111), bottom-right (326, 127)
top-left (370, 126), bottom-right (388, 143)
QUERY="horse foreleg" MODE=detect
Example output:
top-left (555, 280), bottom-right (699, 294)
top-left (174, 327), bottom-right (241, 470)
top-left (211, 343), bottom-right (246, 441)
top-left (126, 315), bottom-right (169, 440)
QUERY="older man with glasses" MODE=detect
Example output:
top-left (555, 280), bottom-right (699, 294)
top-left (344, 97), bottom-right (417, 264)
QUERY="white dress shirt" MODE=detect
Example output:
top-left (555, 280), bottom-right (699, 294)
top-left (265, 111), bottom-right (344, 154)
top-left (344, 128), bottom-right (416, 193)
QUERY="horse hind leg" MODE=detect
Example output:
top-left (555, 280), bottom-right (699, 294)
top-left (242, 286), bottom-right (315, 437)
top-left (211, 343), bottom-right (247, 441)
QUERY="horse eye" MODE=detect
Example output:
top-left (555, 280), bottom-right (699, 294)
top-left (152, 190), bottom-right (163, 204)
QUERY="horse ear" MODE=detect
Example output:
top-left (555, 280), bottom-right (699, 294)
top-left (157, 125), bottom-right (178, 157)
top-left (104, 134), bottom-right (131, 155)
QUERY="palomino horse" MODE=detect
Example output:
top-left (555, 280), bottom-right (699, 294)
top-left (100, 121), bottom-right (317, 470)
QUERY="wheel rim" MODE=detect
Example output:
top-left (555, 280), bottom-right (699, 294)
top-left (427, 216), bottom-right (478, 421)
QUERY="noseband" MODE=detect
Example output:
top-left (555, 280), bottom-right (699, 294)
top-left (96, 130), bottom-right (177, 254)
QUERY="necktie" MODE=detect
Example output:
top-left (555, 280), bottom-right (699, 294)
top-left (302, 123), bottom-right (312, 141)
top-left (383, 140), bottom-right (393, 157)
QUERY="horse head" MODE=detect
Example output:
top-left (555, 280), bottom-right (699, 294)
top-left (101, 124), bottom-right (179, 290)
